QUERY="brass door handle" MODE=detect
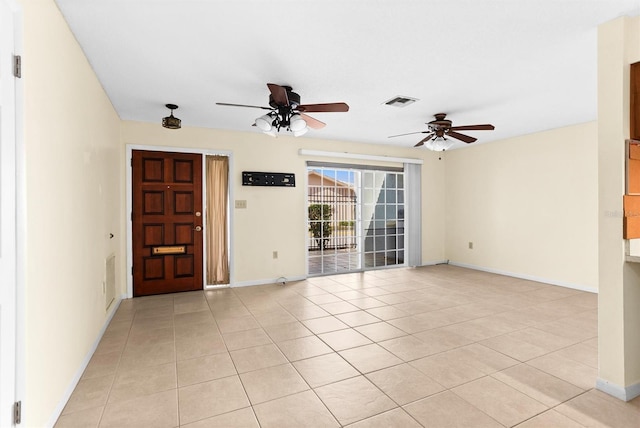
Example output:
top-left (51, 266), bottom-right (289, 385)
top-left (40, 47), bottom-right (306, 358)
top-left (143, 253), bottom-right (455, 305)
top-left (194, 226), bottom-right (202, 232)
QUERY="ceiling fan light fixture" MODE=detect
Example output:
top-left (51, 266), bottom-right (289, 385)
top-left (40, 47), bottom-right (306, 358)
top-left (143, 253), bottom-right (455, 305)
top-left (426, 138), bottom-right (454, 152)
top-left (255, 113), bottom-right (274, 131)
top-left (289, 113), bottom-right (307, 132)
top-left (162, 104), bottom-right (181, 129)
top-left (293, 127), bottom-right (309, 137)
top-left (263, 129), bottom-right (277, 137)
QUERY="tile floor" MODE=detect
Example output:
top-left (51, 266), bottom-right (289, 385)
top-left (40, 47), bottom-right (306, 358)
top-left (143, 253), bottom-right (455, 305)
top-left (54, 265), bottom-right (640, 427)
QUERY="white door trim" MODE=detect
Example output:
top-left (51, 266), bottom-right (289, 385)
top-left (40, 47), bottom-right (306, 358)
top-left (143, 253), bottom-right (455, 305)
top-left (0, 0), bottom-right (23, 426)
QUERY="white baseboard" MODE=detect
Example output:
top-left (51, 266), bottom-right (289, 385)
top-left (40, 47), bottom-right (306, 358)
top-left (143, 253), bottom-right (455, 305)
top-left (47, 294), bottom-right (125, 427)
top-left (596, 378), bottom-right (640, 401)
top-left (233, 275), bottom-right (307, 288)
top-left (447, 261), bottom-right (598, 293)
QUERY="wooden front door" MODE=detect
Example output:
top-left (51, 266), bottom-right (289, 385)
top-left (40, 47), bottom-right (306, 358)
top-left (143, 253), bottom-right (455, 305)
top-left (132, 150), bottom-right (203, 297)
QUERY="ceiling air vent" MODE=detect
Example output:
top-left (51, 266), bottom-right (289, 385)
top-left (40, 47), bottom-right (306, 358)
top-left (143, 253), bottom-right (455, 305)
top-left (384, 96), bottom-right (418, 107)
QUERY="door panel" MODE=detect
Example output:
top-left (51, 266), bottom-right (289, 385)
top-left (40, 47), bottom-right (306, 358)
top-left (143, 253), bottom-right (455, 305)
top-left (132, 150), bottom-right (203, 296)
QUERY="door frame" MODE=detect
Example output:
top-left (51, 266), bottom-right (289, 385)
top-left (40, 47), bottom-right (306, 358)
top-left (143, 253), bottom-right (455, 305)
top-left (126, 145), bottom-right (234, 298)
top-left (0, 0), bottom-right (23, 426)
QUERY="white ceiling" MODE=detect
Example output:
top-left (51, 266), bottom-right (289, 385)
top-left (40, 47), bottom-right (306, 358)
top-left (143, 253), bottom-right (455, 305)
top-left (55, 0), bottom-right (640, 149)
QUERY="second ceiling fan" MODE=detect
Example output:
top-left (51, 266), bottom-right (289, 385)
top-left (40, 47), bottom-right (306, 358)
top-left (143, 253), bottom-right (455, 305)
top-left (216, 83), bottom-right (349, 136)
top-left (389, 113), bottom-right (495, 147)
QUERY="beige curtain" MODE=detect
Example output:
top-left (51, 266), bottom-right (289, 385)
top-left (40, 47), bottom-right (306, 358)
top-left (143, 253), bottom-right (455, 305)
top-left (206, 155), bottom-right (230, 284)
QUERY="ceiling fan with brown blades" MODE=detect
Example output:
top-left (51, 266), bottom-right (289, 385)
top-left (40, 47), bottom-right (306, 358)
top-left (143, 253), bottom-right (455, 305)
top-left (389, 113), bottom-right (495, 150)
top-left (216, 83), bottom-right (349, 136)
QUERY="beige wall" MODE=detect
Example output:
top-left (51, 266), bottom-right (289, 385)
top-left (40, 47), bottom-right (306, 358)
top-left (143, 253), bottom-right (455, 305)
top-left (597, 15), bottom-right (640, 396)
top-left (22, 0), bottom-right (122, 425)
top-left (444, 123), bottom-right (599, 290)
top-left (121, 121), bottom-right (446, 286)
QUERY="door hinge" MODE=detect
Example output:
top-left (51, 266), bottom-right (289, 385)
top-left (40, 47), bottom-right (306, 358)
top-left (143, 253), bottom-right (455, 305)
top-left (131, 266), bottom-right (134, 275)
top-left (14, 401), bottom-right (21, 425)
top-left (13, 55), bottom-right (21, 78)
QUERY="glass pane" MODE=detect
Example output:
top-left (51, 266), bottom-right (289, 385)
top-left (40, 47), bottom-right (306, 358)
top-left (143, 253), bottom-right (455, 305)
top-left (322, 169), bottom-right (336, 186)
top-left (385, 173), bottom-right (397, 188)
top-left (363, 188), bottom-right (375, 204)
top-left (397, 190), bottom-right (404, 203)
top-left (397, 174), bottom-right (404, 188)
top-left (363, 172), bottom-right (374, 188)
top-left (386, 189), bottom-right (396, 203)
top-left (375, 236), bottom-right (385, 251)
top-left (374, 205), bottom-right (385, 220)
top-left (386, 205), bottom-right (397, 220)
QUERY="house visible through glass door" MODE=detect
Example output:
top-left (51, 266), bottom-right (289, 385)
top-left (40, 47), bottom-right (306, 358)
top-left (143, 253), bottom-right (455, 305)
top-left (307, 165), bottom-right (405, 275)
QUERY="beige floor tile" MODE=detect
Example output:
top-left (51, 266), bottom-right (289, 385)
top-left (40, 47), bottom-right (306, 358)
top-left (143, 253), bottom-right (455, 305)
top-left (440, 315), bottom-right (528, 341)
top-left (108, 362), bottom-right (176, 403)
top-left (62, 375), bottom-right (113, 415)
top-left (253, 309), bottom-right (298, 327)
top-left (262, 321), bottom-right (313, 342)
top-left (410, 344), bottom-right (517, 389)
top-left (378, 335), bottom-right (439, 361)
top-left (555, 390), bottom-right (640, 428)
top-left (181, 407), bottom-right (259, 427)
top-left (528, 353), bottom-right (597, 390)
top-left (119, 341), bottom-right (176, 370)
top-left (216, 315), bottom-right (260, 334)
top-left (318, 329), bottom-right (372, 351)
top-left (319, 300), bottom-right (361, 315)
top-left (240, 363), bottom-right (309, 404)
top-left (452, 376), bottom-right (549, 427)
top-left (276, 335), bottom-right (333, 361)
top-left (412, 326), bottom-right (475, 353)
top-left (334, 290), bottom-right (369, 300)
top-left (94, 334), bottom-right (128, 356)
top-left (315, 376), bottom-right (396, 425)
top-left (404, 390), bottom-right (503, 428)
top-left (339, 343), bottom-right (403, 373)
top-left (481, 327), bottom-right (575, 361)
top-left (286, 304), bottom-right (330, 320)
top-left (305, 293), bottom-right (343, 305)
top-left (253, 390), bottom-right (339, 428)
top-left (177, 353), bottom-right (237, 387)
top-left (491, 363), bottom-right (584, 407)
top-left (374, 293), bottom-right (411, 305)
top-left (355, 322), bottom-right (408, 342)
top-left (176, 334), bottom-right (228, 361)
top-left (335, 310), bottom-right (381, 327)
top-left (81, 351), bottom-right (121, 379)
top-left (293, 352), bottom-right (359, 387)
top-left (178, 375), bottom-right (249, 425)
top-left (173, 322), bottom-right (219, 342)
top-left (302, 316), bottom-right (350, 334)
top-left (222, 328), bottom-right (272, 351)
top-left (349, 297), bottom-right (387, 310)
top-left (553, 343), bottom-right (598, 368)
top-left (364, 305), bottom-right (408, 321)
top-left (516, 409), bottom-right (585, 428)
top-left (366, 363), bottom-right (444, 405)
top-left (100, 389), bottom-right (178, 428)
top-left (54, 406), bottom-right (103, 428)
top-left (174, 310), bottom-right (215, 327)
top-left (345, 408), bottom-right (422, 428)
top-left (230, 343), bottom-right (288, 373)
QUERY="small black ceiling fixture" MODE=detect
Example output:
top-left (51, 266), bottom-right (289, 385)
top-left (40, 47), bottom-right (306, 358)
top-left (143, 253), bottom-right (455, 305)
top-left (162, 104), bottom-right (181, 129)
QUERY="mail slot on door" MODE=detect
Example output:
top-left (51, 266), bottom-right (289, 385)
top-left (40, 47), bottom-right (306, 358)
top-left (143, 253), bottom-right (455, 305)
top-left (152, 246), bottom-right (186, 255)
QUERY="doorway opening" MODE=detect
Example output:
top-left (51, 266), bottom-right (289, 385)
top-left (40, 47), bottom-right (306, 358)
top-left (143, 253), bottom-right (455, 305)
top-left (307, 165), bottom-right (405, 275)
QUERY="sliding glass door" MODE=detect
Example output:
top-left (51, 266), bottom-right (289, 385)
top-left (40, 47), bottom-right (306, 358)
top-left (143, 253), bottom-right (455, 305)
top-left (307, 165), bottom-right (405, 275)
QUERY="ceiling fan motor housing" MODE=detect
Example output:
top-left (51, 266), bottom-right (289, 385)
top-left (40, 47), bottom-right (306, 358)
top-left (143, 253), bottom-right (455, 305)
top-left (269, 86), bottom-right (301, 108)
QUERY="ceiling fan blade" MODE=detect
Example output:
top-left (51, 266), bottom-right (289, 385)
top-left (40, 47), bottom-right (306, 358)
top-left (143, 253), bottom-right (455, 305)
top-left (216, 102), bottom-right (272, 110)
top-left (297, 103), bottom-right (349, 113)
top-left (449, 124), bottom-right (495, 131)
top-left (447, 130), bottom-right (477, 143)
top-left (388, 131), bottom-right (429, 138)
top-left (267, 83), bottom-right (289, 106)
top-left (415, 134), bottom-right (435, 147)
top-left (300, 113), bottom-right (326, 129)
